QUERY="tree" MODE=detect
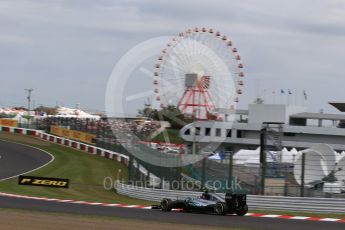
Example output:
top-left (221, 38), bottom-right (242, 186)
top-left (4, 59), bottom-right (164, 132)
top-left (138, 107), bottom-right (158, 120)
top-left (34, 106), bottom-right (57, 115)
top-left (157, 105), bottom-right (192, 129)
top-left (253, 97), bottom-right (264, 104)
top-left (137, 105), bottom-right (193, 129)
top-left (13, 106), bottom-right (27, 111)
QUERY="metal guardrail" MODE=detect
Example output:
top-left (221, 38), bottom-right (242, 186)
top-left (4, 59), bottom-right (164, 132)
top-left (116, 182), bottom-right (345, 213)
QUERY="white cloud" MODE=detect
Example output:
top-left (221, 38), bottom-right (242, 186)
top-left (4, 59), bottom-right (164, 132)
top-left (0, 35), bottom-right (32, 45)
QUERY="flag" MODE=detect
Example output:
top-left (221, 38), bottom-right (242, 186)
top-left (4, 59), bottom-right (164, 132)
top-left (303, 90), bottom-right (307, 100)
top-left (281, 89), bottom-right (285, 94)
top-left (288, 89), bottom-right (292, 95)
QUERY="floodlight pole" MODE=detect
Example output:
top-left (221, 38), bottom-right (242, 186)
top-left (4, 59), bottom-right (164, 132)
top-left (24, 88), bottom-right (33, 113)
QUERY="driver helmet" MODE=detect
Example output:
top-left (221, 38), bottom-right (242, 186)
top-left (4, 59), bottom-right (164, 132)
top-left (201, 188), bottom-right (210, 200)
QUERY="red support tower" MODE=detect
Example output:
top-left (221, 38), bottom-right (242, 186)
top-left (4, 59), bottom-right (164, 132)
top-left (178, 73), bottom-right (216, 120)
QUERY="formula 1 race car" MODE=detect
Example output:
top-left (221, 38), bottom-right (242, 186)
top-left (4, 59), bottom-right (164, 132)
top-left (156, 192), bottom-right (248, 216)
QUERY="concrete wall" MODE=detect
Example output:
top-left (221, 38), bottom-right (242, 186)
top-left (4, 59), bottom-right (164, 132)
top-left (248, 104), bottom-right (286, 124)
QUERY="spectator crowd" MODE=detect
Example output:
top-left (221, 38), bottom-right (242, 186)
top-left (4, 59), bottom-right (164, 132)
top-left (34, 117), bottom-right (161, 142)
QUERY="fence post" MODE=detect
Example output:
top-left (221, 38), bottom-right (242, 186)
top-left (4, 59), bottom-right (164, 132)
top-left (300, 152), bottom-right (305, 197)
top-left (260, 128), bottom-right (267, 195)
top-left (228, 152), bottom-right (233, 191)
top-left (201, 158), bottom-right (206, 189)
top-left (136, 161), bottom-right (140, 182)
top-left (146, 172), bottom-right (151, 187)
top-left (128, 156), bottom-right (133, 184)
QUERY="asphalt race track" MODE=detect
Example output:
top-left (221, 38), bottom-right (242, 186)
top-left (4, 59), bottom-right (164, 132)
top-left (0, 140), bottom-right (53, 181)
top-left (0, 140), bottom-right (344, 229)
top-left (0, 196), bottom-right (344, 230)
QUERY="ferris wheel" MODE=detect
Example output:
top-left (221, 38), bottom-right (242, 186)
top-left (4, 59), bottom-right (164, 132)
top-left (153, 27), bottom-right (245, 120)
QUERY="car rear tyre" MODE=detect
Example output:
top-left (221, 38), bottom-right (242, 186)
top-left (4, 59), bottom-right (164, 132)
top-left (183, 201), bottom-right (191, 212)
top-left (161, 198), bottom-right (173, 212)
top-left (236, 204), bottom-right (248, 216)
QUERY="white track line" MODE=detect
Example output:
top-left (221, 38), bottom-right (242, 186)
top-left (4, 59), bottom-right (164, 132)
top-left (0, 139), bottom-right (55, 182)
top-left (261, 214), bottom-right (282, 218)
top-left (290, 216), bottom-right (310, 220)
top-left (320, 218), bottom-right (341, 222)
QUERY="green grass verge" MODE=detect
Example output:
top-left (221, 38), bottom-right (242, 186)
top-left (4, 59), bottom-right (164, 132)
top-left (0, 133), bottom-right (153, 205)
top-left (151, 128), bottom-right (184, 144)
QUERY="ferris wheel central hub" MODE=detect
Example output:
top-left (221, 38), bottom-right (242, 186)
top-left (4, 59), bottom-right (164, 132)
top-left (185, 73), bottom-right (199, 87)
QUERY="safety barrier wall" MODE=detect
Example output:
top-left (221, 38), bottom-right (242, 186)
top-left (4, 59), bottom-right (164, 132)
top-left (116, 182), bottom-right (345, 213)
top-left (0, 126), bottom-right (129, 166)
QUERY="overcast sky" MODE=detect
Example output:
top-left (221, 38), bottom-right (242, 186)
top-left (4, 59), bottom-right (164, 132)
top-left (0, 0), bottom-right (344, 114)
